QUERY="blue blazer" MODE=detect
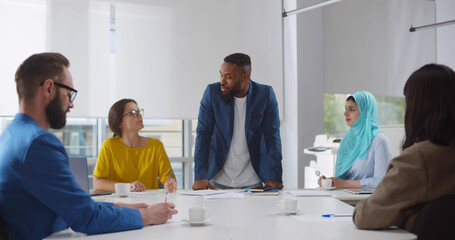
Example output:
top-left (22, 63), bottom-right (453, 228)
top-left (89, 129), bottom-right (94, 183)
top-left (0, 114), bottom-right (143, 239)
top-left (194, 80), bottom-right (283, 183)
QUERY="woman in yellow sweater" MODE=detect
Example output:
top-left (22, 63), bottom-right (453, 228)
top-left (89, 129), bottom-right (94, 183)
top-left (93, 99), bottom-right (177, 192)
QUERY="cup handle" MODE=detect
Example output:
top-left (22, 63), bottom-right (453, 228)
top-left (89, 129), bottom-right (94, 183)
top-left (278, 200), bottom-right (283, 210)
top-left (205, 210), bottom-right (211, 220)
top-left (130, 184), bottom-right (136, 191)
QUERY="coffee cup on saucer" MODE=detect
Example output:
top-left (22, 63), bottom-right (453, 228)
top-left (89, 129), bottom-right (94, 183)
top-left (188, 207), bottom-right (211, 225)
top-left (277, 198), bottom-right (298, 214)
top-left (321, 179), bottom-right (333, 189)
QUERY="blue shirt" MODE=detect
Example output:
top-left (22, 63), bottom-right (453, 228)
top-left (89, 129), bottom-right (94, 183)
top-left (342, 133), bottom-right (393, 189)
top-left (0, 114), bottom-right (143, 239)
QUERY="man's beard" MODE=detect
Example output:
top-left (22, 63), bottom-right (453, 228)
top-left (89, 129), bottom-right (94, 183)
top-left (221, 79), bottom-right (242, 102)
top-left (45, 93), bottom-right (67, 129)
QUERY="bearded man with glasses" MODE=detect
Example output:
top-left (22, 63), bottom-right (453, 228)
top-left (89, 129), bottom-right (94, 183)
top-left (0, 53), bottom-right (177, 239)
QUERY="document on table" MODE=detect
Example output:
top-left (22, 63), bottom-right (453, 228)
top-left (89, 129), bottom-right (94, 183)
top-left (204, 192), bottom-right (246, 199)
top-left (179, 190), bottom-right (229, 196)
top-left (286, 190), bottom-right (332, 197)
top-left (292, 214), bottom-right (352, 223)
top-left (130, 190), bottom-right (159, 195)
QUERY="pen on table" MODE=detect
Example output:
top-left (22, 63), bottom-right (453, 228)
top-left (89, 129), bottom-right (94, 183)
top-left (165, 172), bottom-right (173, 203)
top-left (321, 214), bottom-right (352, 218)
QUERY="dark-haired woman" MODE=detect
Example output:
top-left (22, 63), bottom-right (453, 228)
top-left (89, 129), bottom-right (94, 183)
top-left (93, 99), bottom-right (177, 193)
top-left (354, 64), bottom-right (455, 232)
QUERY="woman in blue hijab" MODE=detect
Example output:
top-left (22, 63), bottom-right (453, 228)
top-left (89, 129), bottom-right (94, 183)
top-left (318, 90), bottom-right (393, 189)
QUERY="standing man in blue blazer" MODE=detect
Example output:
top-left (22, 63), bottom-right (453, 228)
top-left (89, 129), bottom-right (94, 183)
top-left (192, 53), bottom-right (283, 190)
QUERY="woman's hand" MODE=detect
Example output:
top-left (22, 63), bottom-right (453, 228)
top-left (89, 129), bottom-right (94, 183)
top-left (164, 178), bottom-right (177, 193)
top-left (317, 175), bottom-right (327, 187)
top-left (330, 177), bottom-right (345, 188)
top-left (130, 180), bottom-right (147, 192)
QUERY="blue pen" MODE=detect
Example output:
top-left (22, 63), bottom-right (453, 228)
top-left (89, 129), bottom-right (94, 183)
top-left (322, 214), bottom-right (352, 218)
top-left (165, 172), bottom-right (173, 203)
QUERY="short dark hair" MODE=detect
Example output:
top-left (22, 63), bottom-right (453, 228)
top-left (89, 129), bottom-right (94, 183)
top-left (15, 52), bottom-right (69, 101)
top-left (346, 96), bottom-right (355, 102)
top-left (224, 53), bottom-right (252, 74)
top-left (108, 98), bottom-right (137, 137)
top-left (402, 64), bottom-right (455, 150)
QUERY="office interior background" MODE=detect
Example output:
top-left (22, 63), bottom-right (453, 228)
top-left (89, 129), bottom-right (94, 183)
top-left (0, 0), bottom-right (454, 190)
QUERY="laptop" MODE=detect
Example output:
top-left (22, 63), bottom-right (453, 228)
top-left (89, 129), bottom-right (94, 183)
top-left (68, 157), bottom-right (112, 196)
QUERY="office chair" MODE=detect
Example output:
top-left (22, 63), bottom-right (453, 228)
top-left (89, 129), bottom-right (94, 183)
top-left (0, 218), bottom-right (7, 240)
top-left (410, 195), bottom-right (455, 240)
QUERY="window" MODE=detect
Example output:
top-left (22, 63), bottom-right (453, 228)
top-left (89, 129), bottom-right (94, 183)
top-left (0, 116), bottom-right (195, 190)
top-left (324, 93), bottom-right (405, 135)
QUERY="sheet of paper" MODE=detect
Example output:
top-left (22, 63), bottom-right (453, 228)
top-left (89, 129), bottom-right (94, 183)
top-left (204, 192), bottom-right (246, 199)
top-left (292, 214), bottom-right (352, 222)
top-left (286, 190), bottom-right (332, 197)
top-left (179, 190), bottom-right (229, 196)
top-left (130, 190), bottom-right (159, 195)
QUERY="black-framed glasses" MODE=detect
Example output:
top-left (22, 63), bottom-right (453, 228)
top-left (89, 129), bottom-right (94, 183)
top-left (40, 80), bottom-right (78, 103)
top-left (123, 109), bottom-right (144, 118)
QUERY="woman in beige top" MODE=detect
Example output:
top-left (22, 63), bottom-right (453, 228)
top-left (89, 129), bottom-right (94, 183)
top-left (353, 64), bottom-right (455, 234)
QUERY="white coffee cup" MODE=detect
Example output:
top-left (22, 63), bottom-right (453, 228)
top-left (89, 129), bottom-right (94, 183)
top-left (321, 179), bottom-right (333, 189)
top-left (115, 183), bottom-right (135, 197)
top-left (189, 207), bottom-right (211, 224)
top-left (278, 198), bottom-right (298, 213)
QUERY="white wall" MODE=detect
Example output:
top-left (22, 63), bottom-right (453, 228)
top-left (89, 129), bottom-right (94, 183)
top-left (296, 1), bottom-right (325, 188)
top-left (0, 0), bottom-right (284, 119)
top-left (281, 0), bottom-right (325, 188)
top-left (323, 0), bottom-right (436, 97)
top-left (436, 0), bottom-right (455, 69)
top-left (0, 0), bottom-right (47, 116)
top-left (282, 0), bottom-right (298, 189)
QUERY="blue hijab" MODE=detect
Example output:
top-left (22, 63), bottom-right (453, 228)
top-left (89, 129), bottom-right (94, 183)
top-left (335, 91), bottom-right (381, 178)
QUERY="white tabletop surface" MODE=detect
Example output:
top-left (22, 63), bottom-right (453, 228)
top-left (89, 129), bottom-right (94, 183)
top-left (47, 189), bottom-right (415, 240)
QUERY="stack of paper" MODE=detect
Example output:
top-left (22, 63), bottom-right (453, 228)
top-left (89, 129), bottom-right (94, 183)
top-left (204, 192), bottom-right (246, 199)
top-left (286, 190), bottom-right (332, 197)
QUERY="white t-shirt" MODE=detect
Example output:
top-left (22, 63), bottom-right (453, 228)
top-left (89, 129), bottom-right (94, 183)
top-left (213, 96), bottom-right (262, 187)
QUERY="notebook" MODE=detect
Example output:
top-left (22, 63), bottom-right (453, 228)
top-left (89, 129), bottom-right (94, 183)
top-left (251, 189), bottom-right (280, 196)
top-left (343, 189), bottom-right (374, 195)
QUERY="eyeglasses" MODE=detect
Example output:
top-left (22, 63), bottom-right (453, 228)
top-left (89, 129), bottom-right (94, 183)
top-left (40, 80), bottom-right (78, 103)
top-left (123, 109), bottom-right (144, 118)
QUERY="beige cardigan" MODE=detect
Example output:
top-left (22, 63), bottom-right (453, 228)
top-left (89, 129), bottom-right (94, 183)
top-left (353, 140), bottom-right (455, 231)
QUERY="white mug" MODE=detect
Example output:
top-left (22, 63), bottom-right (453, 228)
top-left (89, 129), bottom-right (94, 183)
top-left (189, 207), bottom-right (211, 223)
top-left (321, 179), bottom-right (333, 189)
top-left (115, 183), bottom-right (135, 197)
top-left (278, 198), bottom-right (298, 213)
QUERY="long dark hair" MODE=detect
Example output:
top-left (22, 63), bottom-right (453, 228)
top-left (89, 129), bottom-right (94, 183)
top-left (108, 98), bottom-right (137, 137)
top-left (402, 64), bottom-right (455, 150)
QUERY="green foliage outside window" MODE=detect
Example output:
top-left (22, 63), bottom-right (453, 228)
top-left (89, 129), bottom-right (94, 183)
top-left (324, 93), bottom-right (405, 135)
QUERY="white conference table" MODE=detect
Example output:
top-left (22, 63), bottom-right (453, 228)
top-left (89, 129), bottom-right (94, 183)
top-left (47, 189), bottom-right (415, 240)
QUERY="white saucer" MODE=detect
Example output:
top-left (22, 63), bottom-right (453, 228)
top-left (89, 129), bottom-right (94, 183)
top-left (189, 221), bottom-right (206, 226)
top-left (183, 219), bottom-right (207, 226)
top-left (319, 187), bottom-right (336, 190)
top-left (279, 209), bottom-right (300, 215)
